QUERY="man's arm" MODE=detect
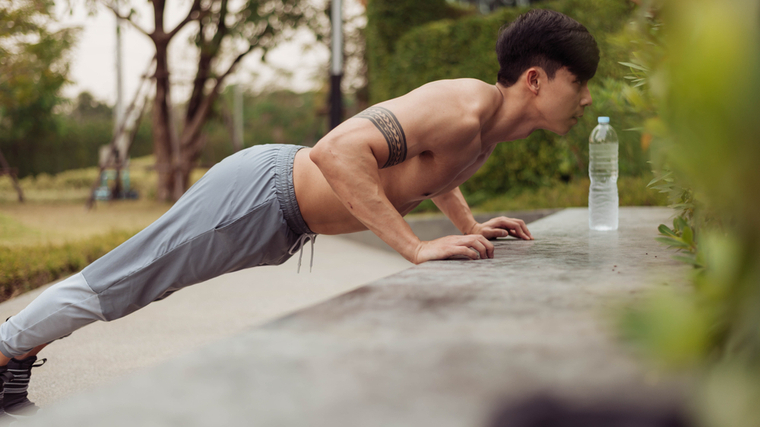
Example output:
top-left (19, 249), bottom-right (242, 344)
top-left (433, 187), bottom-right (534, 240)
top-left (309, 106), bottom-right (494, 264)
top-left (431, 188), bottom-right (479, 234)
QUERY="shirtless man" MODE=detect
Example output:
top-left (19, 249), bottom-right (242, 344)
top-left (0, 9), bottom-right (597, 415)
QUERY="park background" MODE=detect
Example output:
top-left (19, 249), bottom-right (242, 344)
top-left (1, 0), bottom-right (759, 425)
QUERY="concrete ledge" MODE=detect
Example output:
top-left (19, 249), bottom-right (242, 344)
top-left (19, 208), bottom-right (690, 427)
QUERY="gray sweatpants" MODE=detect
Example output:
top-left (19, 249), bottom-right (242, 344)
top-left (0, 144), bottom-right (315, 358)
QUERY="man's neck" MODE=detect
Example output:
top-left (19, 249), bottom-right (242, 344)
top-left (481, 82), bottom-right (541, 146)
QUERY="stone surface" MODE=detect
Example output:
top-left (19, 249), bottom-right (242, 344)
top-left (16, 208), bottom-right (690, 427)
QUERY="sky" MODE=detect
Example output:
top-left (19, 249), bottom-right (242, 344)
top-left (55, 0), bottom-right (348, 106)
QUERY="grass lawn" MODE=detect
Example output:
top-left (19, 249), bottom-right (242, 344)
top-left (0, 156), bottom-right (208, 301)
top-left (0, 200), bottom-right (173, 301)
top-left (0, 200), bottom-right (172, 247)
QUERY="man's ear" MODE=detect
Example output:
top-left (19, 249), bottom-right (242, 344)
top-left (525, 67), bottom-right (541, 95)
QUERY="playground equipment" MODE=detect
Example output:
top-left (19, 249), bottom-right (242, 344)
top-left (0, 148), bottom-right (24, 202)
top-left (86, 58), bottom-right (154, 208)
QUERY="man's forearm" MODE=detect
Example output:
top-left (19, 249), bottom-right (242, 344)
top-left (431, 187), bottom-right (478, 234)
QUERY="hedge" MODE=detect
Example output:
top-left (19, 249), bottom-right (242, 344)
top-left (0, 230), bottom-right (136, 302)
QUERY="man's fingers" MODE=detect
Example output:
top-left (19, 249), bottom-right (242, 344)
top-left (509, 226), bottom-right (530, 240)
top-left (488, 227), bottom-right (509, 239)
top-left (479, 235), bottom-right (494, 258)
top-left (464, 237), bottom-right (488, 259)
top-left (422, 234), bottom-right (499, 262)
top-left (516, 218), bottom-right (533, 239)
top-left (492, 217), bottom-right (533, 240)
top-left (508, 228), bottom-right (528, 240)
top-left (458, 235), bottom-right (493, 259)
top-left (450, 246), bottom-right (480, 260)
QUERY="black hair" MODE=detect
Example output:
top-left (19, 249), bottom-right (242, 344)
top-left (495, 9), bottom-right (599, 87)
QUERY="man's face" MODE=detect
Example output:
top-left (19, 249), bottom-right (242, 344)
top-left (537, 67), bottom-right (593, 135)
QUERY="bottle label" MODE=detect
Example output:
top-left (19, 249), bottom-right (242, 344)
top-left (589, 142), bottom-right (618, 180)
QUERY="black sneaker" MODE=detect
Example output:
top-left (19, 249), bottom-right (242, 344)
top-left (0, 366), bottom-right (13, 417)
top-left (3, 356), bottom-right (45, 416)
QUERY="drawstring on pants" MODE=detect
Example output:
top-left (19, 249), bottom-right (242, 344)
top-left (289, 233), bottom-right (317, 273)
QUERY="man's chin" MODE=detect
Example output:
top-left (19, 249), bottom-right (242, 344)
top-left (554, 125), bottom-right (574, 136)
top-left (544, 121), bottom-right (576, 136)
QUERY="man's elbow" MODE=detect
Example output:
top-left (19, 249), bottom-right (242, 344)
top-left (309, 138), bottom-right (333, 167)
top-left (311, 135), bottom-right (376, 169)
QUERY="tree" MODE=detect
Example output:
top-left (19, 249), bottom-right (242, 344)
top-left (0, 0), bottom-right (78, 177)
top-left (98, 0), bottom-right (323, 201)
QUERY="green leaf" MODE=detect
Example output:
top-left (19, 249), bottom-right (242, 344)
top-left (656, 237), bottom-right (690, 249)
top-left (682, 225), bottom-right (694, 246)
top-left (648, 171), bottom-right (673, 187)
top-left (619, 61), bottom-right (650, 72)
top-left (670, 203), bottom-right (694, 209)
top-left (674, 216), bottom-right (688, 232)
top-left (658, 224), bottom-right (678, 237)
top-left (671, 254), bottom-right (702, 267)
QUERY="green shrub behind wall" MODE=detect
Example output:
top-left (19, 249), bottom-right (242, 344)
top-left (365, 0), bottom-right (644, 202)
top-left (365, 0), bottom-right (473, 105)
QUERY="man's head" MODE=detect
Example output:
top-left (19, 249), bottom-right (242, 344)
top-left (495, 9), bottom-right (599, 88)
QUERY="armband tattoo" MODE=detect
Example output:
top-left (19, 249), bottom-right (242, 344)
top-left (355, 106), bottom-right (407, 168)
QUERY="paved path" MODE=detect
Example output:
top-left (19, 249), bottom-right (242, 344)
top-left (0, 235), bottom-right (409, 408)
top-left (11, 207), bottom-right (691, 427)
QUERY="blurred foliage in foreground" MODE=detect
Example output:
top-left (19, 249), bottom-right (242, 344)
top-left (616, 1), bottom-right (760, 426)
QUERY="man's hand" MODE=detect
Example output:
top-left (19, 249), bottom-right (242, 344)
top-left (413, 234), bottom-right (494, 264)
top-left (468, 217), bottom-right (534, 241)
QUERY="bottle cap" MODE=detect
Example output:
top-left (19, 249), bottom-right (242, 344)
top-left (598, 116), bottom-right (610, 124)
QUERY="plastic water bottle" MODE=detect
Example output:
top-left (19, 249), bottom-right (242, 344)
top-left (588, 116), bottom-right (619, 230)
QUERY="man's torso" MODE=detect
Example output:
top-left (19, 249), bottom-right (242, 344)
top-left (292, 79), bottom-right (503, 235)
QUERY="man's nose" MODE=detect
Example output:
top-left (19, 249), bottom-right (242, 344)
top-left (581, 86), bottom-right (593, 106)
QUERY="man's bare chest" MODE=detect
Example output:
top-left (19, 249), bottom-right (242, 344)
top-left (381, 143), bottom-right (493, 201)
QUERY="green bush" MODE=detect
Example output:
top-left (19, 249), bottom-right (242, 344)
top-left (365, 0), bottom-right (472, 105)
top-left (613, 1), bottom-right (760, 425)
top-left (200, 90), bottom-right (329, 166)
top-left (0, 110), bottom-right (152, 180)
top-left (411, 174), bottom-right (668, 214)
top-left (0, 230), bottom-right (136, 302)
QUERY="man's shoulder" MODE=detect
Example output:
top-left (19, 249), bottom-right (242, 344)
top-left (413, 79), bottom-right (499, 112)
top-left (421, 78), bottom-right (494, 94)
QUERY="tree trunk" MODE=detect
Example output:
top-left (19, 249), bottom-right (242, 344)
top-left (152, 47), bottom-right (175, 202)
top-left (121, 0), bottom-right (300, 202)
top-left (150, 0), bottom-right (175, 202)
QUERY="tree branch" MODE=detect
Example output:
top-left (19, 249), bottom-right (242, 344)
top-left (180, 46), bottom-right (257, 152)
top-left (168, 0), bottom-right (206, 39)
top-left (219, 46), bottom-right (256, 83)
top-left (99, 0), bottom-right (151, 37)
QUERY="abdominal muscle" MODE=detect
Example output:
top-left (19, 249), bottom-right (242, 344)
top-left (292, 148), bottom-right (450, 235)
